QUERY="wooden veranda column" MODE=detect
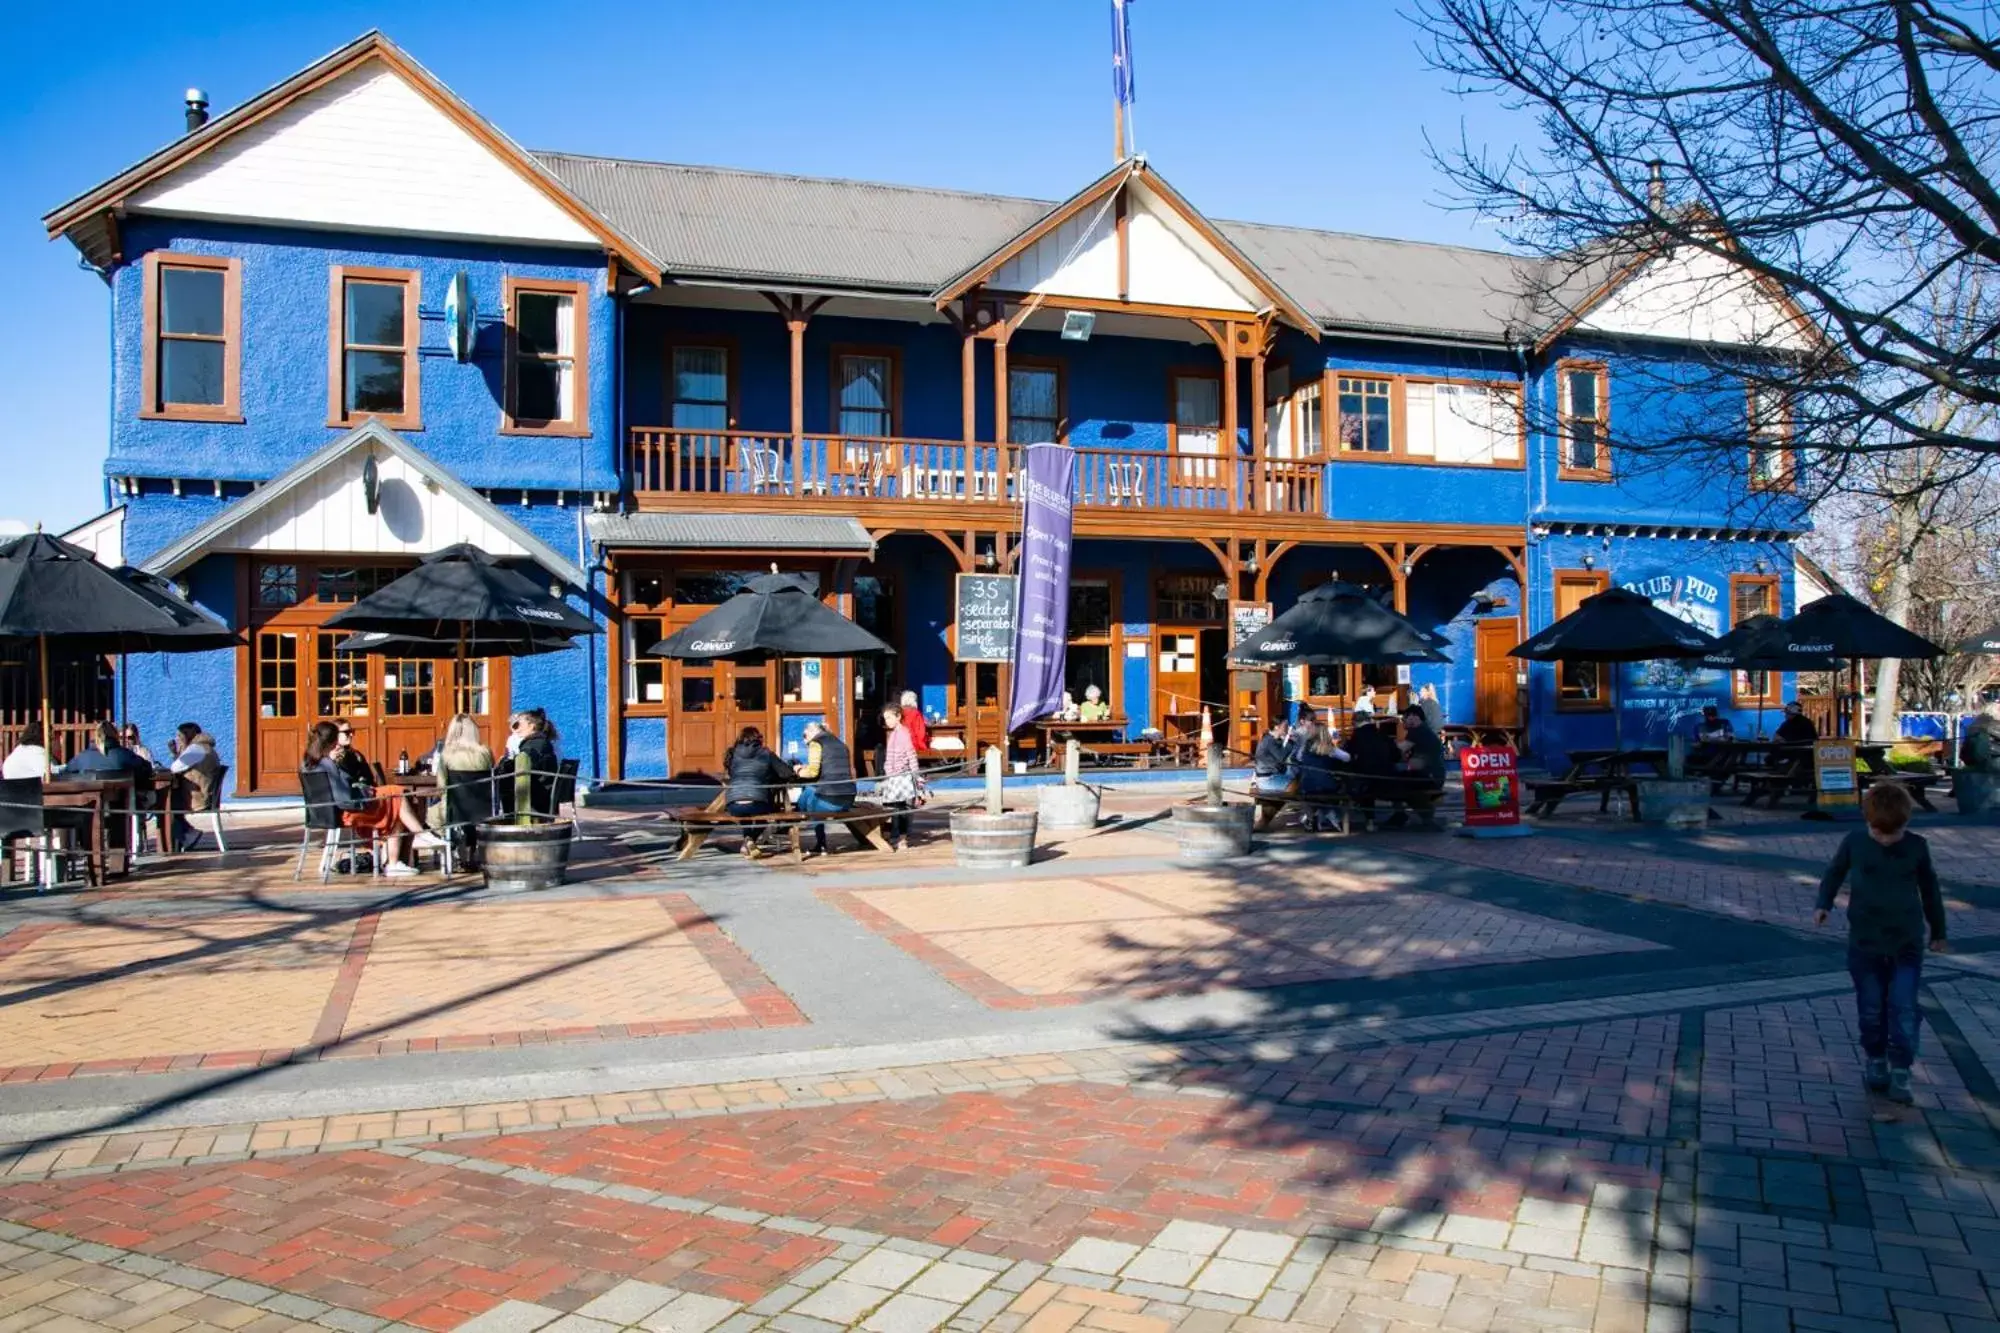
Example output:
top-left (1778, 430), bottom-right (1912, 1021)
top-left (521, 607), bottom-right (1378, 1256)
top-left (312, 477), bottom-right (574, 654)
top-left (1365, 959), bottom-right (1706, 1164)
top-left (1221, 325), bottom-right (1239, 513)
top-left (992, 327), bottom-right (1011, 447)
top-left (764, 294), bottom-right (829, 448)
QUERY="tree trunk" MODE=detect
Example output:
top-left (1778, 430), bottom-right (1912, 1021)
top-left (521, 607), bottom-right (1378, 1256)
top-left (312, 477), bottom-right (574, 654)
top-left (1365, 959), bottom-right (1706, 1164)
top-left (1868, 496), bottom-right (1919, 743)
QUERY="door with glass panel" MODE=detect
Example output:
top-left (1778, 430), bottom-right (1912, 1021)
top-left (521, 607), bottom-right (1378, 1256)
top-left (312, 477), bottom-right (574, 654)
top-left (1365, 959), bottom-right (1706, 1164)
top-left (668, 344), bottom-right (733, 491)
top-left (1171, 373), bottom-right (1223, 498)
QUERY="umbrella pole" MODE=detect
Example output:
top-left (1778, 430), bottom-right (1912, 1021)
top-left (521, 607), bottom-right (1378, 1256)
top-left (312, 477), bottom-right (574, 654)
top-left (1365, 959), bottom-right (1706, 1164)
top-left (38, 633), bottom-right (51, 778)
top-left (457, 625), bottom-right (467, 719)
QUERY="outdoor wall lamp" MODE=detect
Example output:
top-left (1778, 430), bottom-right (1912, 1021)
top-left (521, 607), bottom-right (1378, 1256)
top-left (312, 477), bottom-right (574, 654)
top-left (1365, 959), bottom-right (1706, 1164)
top-left (1581, 552), bottom-right (1596, 570)
top-left (1399, 560), bottom-right (1413, 577)
top-left (1753, 557), bottom-right (1769, 574)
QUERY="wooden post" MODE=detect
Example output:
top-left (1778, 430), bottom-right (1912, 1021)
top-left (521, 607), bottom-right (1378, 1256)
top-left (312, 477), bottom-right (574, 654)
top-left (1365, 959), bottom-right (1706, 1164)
top-left (1221, 325), bottom-right (1239, 512)
top-left (993, 327), bottom-right (1011, 448)
top-left (1205, 742), bottom-right (1223, 806)
top-left (985, 744), bottom-right (1005, 815)
top-left (786, 313), bottom-right (806, 449)
top-left (961, 315), bottom-right (978, 444)
top-left (1249, 346), bottom-right (1267, 513)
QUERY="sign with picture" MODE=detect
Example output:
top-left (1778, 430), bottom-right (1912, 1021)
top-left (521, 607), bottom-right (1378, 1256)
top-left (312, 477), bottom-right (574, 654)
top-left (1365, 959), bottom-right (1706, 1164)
top-left (1814, 740), bottom-right (1860, 815)
top-left (1460, 746), bottom-right (1522, 828)
top-left (1619, 569), bottom-right (1726, 739)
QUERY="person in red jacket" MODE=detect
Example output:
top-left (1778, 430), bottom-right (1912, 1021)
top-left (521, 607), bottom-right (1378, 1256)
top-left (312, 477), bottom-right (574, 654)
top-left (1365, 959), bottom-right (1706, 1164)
top-left (899, 690), bottom-right (930, 751)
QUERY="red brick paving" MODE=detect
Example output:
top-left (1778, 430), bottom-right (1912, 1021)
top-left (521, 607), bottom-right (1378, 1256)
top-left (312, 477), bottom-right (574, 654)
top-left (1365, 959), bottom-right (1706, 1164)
top-left (0, 1151), bottom-right (833, 1328)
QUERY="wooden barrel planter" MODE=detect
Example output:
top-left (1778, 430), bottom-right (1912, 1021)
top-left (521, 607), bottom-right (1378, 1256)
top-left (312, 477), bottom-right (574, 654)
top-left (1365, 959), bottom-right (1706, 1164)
top-left (1171, 801), bottom-right (1253, 863)
top-left (478, 818), bottom-right (574, 891)
top-left (1956, 770), bottom-right (2000, 816)
top-left (1037, 783), bottom-right (1100, 830)
top-left (950, 810), bottom-right (1038, 869)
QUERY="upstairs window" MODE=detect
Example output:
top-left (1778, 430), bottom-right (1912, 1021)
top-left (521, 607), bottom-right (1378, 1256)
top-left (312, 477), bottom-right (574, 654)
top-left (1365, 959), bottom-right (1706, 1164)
top-left (1748, 385), bottom-right (1794, 492)
top-left (1294, 377), bottom-right (1324, 456)
top-left (835, 350), bottom-right (897, 437)
top-left (142, 253), bottom-right (241, 421)
top-left (1405, 381), bottom-right (1522, 465)
top-left (1336, 376), bottom-right (1393, 453)
top-left (505, 278), bottom-right (589, 435)
top-left (1558, 361), bottom-right (1610, 479)
top-left (670, 346), bottom-right (732, 430)
top-left (329, 267), bottom-right (419, 429)
top-left (1731, 574), bottom-right (1782, 706)
top-left (1008, 362), bottom-right (1063, 444)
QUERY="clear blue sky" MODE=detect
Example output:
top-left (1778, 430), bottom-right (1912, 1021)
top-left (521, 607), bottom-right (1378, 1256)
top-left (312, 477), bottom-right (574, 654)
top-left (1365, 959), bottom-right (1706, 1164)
top-left (0, 0), bottom-right (1522, 533)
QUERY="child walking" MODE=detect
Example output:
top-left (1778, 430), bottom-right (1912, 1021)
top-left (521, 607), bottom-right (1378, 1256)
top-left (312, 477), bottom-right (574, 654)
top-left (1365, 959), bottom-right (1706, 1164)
top-left (1814, 782), bottom-right (1948, 1105)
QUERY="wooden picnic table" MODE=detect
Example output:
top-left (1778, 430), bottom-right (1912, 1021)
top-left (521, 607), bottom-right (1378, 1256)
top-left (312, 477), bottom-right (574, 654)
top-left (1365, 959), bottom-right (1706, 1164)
top-left (1526, 747), bottom-right (1670, 820)
top-left (41, 776), bottom-right (144, 884)
top-left (1440, 724), bottom-right (1525, 752)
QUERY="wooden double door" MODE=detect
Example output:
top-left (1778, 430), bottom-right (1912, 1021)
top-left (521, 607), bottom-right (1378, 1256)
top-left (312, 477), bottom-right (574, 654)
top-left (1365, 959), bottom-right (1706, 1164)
top-left (244, 559), bottom-right (507, 794)
top-left (666, 657), bottom-right (776, 777)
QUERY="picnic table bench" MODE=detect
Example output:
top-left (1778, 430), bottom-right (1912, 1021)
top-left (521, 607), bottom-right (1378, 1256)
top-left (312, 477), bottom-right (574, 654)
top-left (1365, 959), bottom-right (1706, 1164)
top-left (1525, 748), bottom-right (1668, 820)
top-left (673, 801), bottom-right (894, 862)
top-left (1253, 773), bottom-right (1446, 834)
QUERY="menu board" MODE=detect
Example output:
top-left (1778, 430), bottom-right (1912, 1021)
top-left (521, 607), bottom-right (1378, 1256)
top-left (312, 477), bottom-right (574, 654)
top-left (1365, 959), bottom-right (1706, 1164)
top-left (954, 574), bottom-right (1017, 663)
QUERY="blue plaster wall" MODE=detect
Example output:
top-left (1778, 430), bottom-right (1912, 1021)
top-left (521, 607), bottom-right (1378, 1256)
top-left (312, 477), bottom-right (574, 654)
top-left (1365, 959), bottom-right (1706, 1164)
top-left (111, 218), bottom-right (617, 493)
top-left (1526, 532), bottom-right (1796, 759)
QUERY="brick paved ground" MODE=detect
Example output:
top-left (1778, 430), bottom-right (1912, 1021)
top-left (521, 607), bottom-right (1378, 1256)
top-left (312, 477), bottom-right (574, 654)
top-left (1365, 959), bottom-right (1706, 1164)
top-left (6, 791), bottom-right (2000, 1330)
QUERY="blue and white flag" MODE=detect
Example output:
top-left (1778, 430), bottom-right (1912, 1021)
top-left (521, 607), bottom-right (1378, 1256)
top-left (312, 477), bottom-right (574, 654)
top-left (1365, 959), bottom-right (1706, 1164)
top-left (1112, 0), bottom-right (1136, 107)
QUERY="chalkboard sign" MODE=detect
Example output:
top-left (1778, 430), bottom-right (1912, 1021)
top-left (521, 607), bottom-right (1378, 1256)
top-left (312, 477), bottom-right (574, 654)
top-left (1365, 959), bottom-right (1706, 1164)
top-left (955, 574), bottom-right (1017, 663)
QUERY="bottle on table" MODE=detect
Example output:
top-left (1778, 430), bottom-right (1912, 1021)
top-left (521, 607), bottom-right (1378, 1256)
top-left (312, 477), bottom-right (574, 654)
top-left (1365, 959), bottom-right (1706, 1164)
top-left (396, 749), bottom-right (410, 776)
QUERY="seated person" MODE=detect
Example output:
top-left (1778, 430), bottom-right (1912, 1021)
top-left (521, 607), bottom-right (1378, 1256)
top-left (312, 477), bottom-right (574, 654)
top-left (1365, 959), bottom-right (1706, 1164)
top-left (898, 691), bottom-right (930, 752)
top-left (1962, 706), bottom-right (2000, 775)
top-left (427, 713), bottom-right (496, 838)
top-left (1383, 704), bottom-right (1448, 829)
top-left (1775, 700), bottom-right (1819, 745)
top-left (1077, 684), bottom-right (1111, 723)
top-left (3, 724), bottom-right (50, 780)
top-left (1695, 706), bottom-right (1735, 743)
top-left (1295, 729), bottom-right (1353, 830)
top-left (722, 724), bottom-right (796, 858)
top-left (167, 722), bottom-right (221, 852)
top-left (500, 709), bottom-right (562, 816)
top-left (118, 723), bottom-right (155, 765)
top-left (330, 721), bottom-right (376, 789)
top-left (1346, 714), bottom-right (1406, 830)
top-left (794, 720), bottom-right (856, 855)
top-left (1252, 721), bottom-right (1295, 796)
top-left (63, 720), bottom-right (154, 785)
top-left (302, 721), bottom-right (440, 876)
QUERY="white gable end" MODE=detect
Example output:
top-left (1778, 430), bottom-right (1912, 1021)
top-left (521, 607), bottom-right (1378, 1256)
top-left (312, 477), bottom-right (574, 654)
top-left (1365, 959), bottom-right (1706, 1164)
top-left (195, 448), bottom-right (532, 563)
top-left (129, 63), bottom-right (598, 248)
top-left (991, 181), bottom-right (1260, 312)
top-left (1578, 247), bottom-right (1811, 350)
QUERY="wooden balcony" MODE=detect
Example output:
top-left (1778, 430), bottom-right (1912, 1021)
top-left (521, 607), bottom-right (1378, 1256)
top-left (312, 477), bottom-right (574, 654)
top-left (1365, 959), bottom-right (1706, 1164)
top-left (626, 428), bottom-right (1326, 517)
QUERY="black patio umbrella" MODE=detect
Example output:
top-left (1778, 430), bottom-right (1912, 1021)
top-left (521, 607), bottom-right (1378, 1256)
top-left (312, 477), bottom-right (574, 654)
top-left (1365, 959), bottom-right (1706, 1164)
top-left (1777, 594), bottom-right (1943, 662)
top-left (1511, 586), bottom-right (1719, 749)
top-left (332, 630), bottom-right (579, 659)
top-left (322, 543), bottom-right (598, 674)
top-left (1959, 626), bottom-right (2000, 656)
top-left (1699, 613), bottom-right (1842, 738)
top-left (649, 573), bottom-right (894, 662)
top-left (1228, 582), bottom-right (1449, 668)
top-left (0, 533), bottom-right (238, 767)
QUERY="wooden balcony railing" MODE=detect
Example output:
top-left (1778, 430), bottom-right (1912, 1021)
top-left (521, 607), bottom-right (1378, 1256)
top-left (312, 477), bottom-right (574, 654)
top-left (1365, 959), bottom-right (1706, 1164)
top-left (626, 429), bottom-right (1326, 516)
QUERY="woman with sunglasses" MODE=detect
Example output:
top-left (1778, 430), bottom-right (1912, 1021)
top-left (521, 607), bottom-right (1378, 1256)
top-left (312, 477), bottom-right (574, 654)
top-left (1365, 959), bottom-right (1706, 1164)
top-left (330, 720), bottom-right (376, 788)
top-left (118, 723), bottom-right (155, 765)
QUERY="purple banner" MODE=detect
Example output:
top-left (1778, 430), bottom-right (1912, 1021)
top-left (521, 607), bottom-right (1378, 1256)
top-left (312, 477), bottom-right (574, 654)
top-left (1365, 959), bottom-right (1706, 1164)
top-left (1007, 443), bottom-right (1077, 732)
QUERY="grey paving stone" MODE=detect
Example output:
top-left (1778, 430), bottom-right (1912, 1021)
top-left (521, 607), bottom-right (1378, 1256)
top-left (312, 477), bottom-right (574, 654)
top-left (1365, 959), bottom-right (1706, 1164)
top-left (318, 1311), bottom-right (390, 1333)
top-left (1217, 1230), bottom-right (1296, 1266)
top-left (793, 1258), bottom-right (852, 1289)
top-left (861, 1292), bottom-right (958, 1333)
top-left (1190, 1257), bottom-right (1277, 1299)
top-left (1185, 1292), bottom-right (1255, 1314)
top-left (1054, 1237), bottom-right (1141, 1275)
top-left (765, 1217), bottom-right (825, 1236)
top-left (209, 1279), bottom-right (277, 1305)
top-left (541, 1318), bottom-right (620, 1333)
top-left (1152, 1220), bottom-right (1230, 1256)
top-left (1253, 1289), bottom-right (1301, 1321)
top-left (1121, 1248), bottom-right (1205, 1286)
top-left (576, 1281), bottom-right (684, 1323)
top-left (845, 1248), bottom-right (931, 1290)
top-left (1044, 1267), bottom-right (1116, 1291)
top-left (768, 1316), bottom-right (846, 1333)
top-left (748, 1284), bottom-right (812, 1316)
top-left (1115, 1280), bottom-right (1190, 1304)
top-left (993, 1261), bottom-right (1045, 1293)
top-left (955, 1288), bottom-right (1014, 1324)
top-left (261, 1293), bottom-right (332, 1319)
top-left (707, 1205), bottom-right (768, 1224)
top-left (905, 1262), bottom-right (994, 1303)
top-left (450, 1302), bottom-right (566, 1333)
top-left (945, 1250), bottom-right (1013, 1272)
top-left (825, 1227), bottom-right (889, 1246)
top-left (793, 1280), bottom-right (893, 1324)
top-left (882, 1238), bottom-right (950, 1259)
top-left (639, 1292), bottom-right (744, 1333)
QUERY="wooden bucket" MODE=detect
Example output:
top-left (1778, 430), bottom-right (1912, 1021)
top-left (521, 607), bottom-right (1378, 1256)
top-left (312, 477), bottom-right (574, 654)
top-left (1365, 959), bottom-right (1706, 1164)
top-left (478, 818), bottom-right (574, 891)
top-left (949, 809), bottom-right (1038, 869)
top-left (1037, 783), bottom-right (1100, 830)
top-left (1171, 802), bottom-right (1253, 863)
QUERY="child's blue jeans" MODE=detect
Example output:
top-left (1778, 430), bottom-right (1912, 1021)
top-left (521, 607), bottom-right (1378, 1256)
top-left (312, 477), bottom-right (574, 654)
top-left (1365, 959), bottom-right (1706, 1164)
top-left (1849, 945), bottom-right (1923, 1069)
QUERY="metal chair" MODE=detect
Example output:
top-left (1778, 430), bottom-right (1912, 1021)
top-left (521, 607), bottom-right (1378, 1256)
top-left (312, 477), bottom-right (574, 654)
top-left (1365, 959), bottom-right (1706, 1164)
top-left (0, 777), bottom-right (80, 890)
top-left (1107, 459), bottom-right (1146, 504)
top-left (554, 758), bottom-right (582, 833)
top-left (439, 765), bottom-right (495, 875)
top-left (295, 766), bottom-right (376, 882)
top-left (743, 445), bottom-right (786, 493)
top-left (189, 764), bottom-right (230, 853)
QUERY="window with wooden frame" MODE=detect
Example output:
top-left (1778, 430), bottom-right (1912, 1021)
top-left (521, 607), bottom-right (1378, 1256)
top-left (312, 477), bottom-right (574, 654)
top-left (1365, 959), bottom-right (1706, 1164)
top-left (1336, 375), bottom-right (1393, 454)
top-left (503, 277), bottom-right (589, 435)
top-left (1293, 376), bottom-right (1324, 456)
top-left (1554, 569), bottom-right (1611, 709)
top-left (1169, 372), bottom-right (1222, 454)
top-left (1730, 573), bottom-right (1782, 706)
top-left (1558, 361), bottom-right (1610, 479)
top-left (141, 253), bottom-right (241, 421)
top-left (1064, 576), bottom-right (1117, 711)
top-left (833, 349), bottom-right (899, 437)
top-left (1747, 385), bottom-right (1795, 492)
top-left (1008, 360), bottom-right (1064, 444)
top-left (621, 570), bottom-right (671, 709)
top-left (328, 267), bottom-right (420, 429)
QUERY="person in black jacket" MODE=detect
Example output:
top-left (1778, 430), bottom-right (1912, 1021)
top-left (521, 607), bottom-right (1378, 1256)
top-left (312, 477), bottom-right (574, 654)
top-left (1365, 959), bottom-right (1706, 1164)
top-left (794, 720), bottom-right (855, 855)
top-left (1775, 700), bottom-right (1819, 745)
top-left (723, 725), bottom-right (795, 858)
top-left (502, 709), bottom-right (562, 817)
top-left (1251, 721), bottom-right (1294, 796)
top-left (1346, 719), bottom-right (1403, 830)
top-left (1814, 781), bottom-right (1947, 1105)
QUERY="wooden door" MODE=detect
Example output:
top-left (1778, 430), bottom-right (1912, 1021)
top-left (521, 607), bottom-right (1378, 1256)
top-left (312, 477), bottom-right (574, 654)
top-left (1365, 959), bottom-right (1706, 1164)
top-left (668, 659), bottom-right (776, 777)
top-left (1156, 627), bottom-right (1203, 725)
top-left (1475, 618), bottom-right (1521, 727)
top-left (252, 628), bottom-right (307, 790)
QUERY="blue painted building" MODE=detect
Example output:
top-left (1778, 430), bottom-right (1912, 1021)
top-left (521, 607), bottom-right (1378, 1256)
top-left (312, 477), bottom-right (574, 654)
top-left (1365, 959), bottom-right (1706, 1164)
top-left (42, 32), bottom-right (1812, 794)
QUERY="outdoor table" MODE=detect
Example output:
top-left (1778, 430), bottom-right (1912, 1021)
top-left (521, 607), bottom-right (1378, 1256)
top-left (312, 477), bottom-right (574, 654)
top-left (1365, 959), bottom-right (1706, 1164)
top-left (42, 776), bottom-right (137, 884)
top-left (1526, 748), bottom-right (1669, 820)
top-left (1440, 724), bottom-right (1525, 752)
top-left (1031, 717), bottom-right (1131, 758)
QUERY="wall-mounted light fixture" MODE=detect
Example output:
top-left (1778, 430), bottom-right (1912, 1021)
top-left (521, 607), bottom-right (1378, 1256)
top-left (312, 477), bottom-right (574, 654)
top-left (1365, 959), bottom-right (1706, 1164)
top-left (1060, 311), bottom-right (1097, 342)
top-left (1581, 552), bottom-right (1596, 570)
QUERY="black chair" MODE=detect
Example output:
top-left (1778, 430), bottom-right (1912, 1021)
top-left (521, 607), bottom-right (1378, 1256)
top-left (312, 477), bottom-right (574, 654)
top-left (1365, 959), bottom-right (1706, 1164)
top-left (440, 765), bottom-right (495, 875)
top-left (295, 766), bottom-right (376, 882)
top-left (555, 758), bottom-right (581, 832)
top-left (0, 777), bottom-right (56, 889)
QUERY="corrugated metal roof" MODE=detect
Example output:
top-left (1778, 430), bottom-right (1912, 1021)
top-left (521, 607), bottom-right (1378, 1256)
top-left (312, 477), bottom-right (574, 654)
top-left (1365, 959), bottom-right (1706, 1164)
top-left (586, 512), bottom-right (876, 552)
top-left (534, 152), bottom-right (1545, 342)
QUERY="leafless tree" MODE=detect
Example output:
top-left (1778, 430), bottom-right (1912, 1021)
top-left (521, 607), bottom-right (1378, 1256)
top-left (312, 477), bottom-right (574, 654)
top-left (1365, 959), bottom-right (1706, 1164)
top-left (1414, 0), bottom-right (2000, 511)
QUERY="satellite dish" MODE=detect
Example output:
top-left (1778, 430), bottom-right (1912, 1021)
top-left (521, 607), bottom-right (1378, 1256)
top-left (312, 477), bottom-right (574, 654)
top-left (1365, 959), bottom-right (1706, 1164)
top-left (444, 271), bottom-right (477, 362)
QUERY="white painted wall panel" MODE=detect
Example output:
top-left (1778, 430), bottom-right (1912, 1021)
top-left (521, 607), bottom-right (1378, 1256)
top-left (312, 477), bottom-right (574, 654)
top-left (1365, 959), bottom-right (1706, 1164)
top-left (1578, 247), bottom-right (1811, 350)
top-left (60, 509), bottom-right (125, 566)
top-left (130, 64), bottom-right (598, 248)
top-left (1125, 193), bottom-right (1258, 311)
top-left (993, 205), bottom-right (1118, 298)
top-left (205, 448), bottom-right (529, 559)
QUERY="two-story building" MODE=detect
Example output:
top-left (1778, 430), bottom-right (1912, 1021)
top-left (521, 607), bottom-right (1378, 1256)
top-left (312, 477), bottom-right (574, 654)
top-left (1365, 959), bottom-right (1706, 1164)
top-left (41, 32), bottom-right (1811, 795)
